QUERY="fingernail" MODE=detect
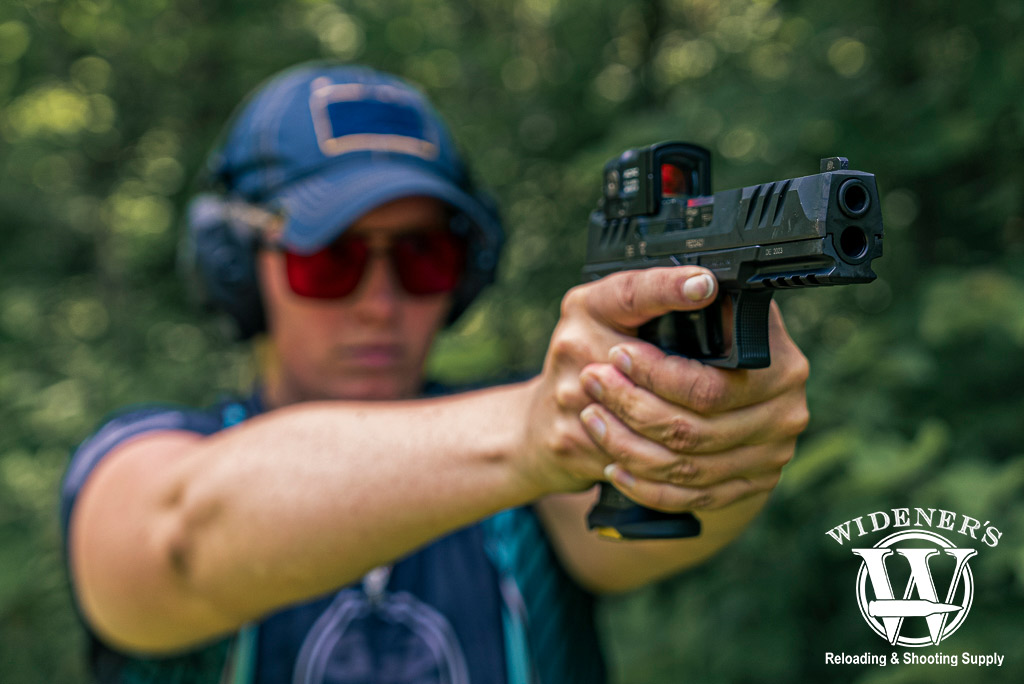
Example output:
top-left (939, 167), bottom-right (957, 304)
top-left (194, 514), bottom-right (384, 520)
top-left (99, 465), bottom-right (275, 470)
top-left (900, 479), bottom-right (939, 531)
top-left (609, 346), bottom-right (632, 374)
top-left (682, 273), bottom-right (715, 301)
top-left (582, 374), bottom-right (604, 400)
top-left (581, 407), bottom-right (606, 441)
top-left (604, 463), bottom-right (636, 489)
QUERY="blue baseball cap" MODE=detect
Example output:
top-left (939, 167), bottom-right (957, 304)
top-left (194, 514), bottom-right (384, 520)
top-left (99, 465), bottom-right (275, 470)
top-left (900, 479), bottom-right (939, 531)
top-left (207, 62), bottom-right (502, 256)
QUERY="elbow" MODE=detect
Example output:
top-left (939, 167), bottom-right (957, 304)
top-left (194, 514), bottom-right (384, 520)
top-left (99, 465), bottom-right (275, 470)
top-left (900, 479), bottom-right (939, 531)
top-left (151, 478), bottom-right (240, 624)
top-left (67, 431), bottom-right (243, 654)
top-left (73, 480), bottom-right (234, 655)
top-left (158, 480), bottom-right (209, 586)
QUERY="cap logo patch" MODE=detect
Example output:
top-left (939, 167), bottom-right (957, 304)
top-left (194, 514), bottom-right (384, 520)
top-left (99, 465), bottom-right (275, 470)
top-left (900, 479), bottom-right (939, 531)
top-left (309, 79), bottom-right (439, 160)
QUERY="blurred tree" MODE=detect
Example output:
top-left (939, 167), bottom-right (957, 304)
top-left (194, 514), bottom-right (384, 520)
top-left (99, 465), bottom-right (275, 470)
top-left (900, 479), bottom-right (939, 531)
top-left (1, 0), bottom-right (1021, 682)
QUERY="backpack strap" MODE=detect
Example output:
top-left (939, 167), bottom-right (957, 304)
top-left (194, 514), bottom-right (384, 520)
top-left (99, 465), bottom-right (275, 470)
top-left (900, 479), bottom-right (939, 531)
top-left (481, 509), bottom-right (539, 684)
top-left (481, 506), bottom-right (608, 684)
top-left (218, 401), bottom-right (260, 684)
top-left (220, 624), bottom-right (259, 684)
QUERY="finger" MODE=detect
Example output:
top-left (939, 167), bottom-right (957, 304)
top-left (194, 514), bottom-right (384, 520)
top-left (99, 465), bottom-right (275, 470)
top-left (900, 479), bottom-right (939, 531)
top-left (580, 362), bottom-right (806, 452)
top-left (579, 363), bottom-right (715, 453)
top-left (581, 402), bottom-right (702, 483)
top-left (580, 402), bottom-right (797, 487)
top-left (566, 267), bottom-right (718, 333)
top-left (603, 465), bottom-right (780, 513)
top-left (606, 303), bottom-right (810, 414)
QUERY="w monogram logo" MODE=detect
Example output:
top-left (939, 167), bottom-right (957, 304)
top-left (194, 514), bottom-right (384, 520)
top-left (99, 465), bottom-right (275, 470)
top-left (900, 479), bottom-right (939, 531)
top-left (852, 530), bottom-right (977, 647)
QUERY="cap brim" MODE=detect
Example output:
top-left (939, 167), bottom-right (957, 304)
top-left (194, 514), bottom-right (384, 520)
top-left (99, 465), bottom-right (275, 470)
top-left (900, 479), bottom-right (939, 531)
top-left (273, 159), bottom-right (497, 254)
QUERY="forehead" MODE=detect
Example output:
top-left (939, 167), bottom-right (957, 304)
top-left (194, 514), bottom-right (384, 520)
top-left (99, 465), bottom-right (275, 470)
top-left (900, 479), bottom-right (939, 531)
top-left (346, 196), bottom-right (451, 237)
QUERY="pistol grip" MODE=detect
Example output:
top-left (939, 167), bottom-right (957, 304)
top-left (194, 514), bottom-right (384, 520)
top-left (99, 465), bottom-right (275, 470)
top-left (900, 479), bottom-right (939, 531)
top-left (637, 289), bottom-right (774, 369)
top-left (593, 290), bottom-right (774, 540)
top-left (587, 483), bottom-right (701, 539)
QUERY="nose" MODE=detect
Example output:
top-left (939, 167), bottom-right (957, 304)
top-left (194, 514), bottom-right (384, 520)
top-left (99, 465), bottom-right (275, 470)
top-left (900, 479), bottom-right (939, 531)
top-left (351, 251), bottom-right (401, 323)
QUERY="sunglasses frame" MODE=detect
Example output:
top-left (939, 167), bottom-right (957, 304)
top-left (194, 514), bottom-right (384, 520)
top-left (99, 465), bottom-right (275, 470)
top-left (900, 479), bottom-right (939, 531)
top-left (263, 227), bottom-right (468, 300)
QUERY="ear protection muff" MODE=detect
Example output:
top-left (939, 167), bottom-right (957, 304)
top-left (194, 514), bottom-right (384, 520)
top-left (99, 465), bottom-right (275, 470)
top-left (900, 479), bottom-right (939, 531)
top-left (444, 187), bottom-right (504, 326)
top-left (179, 187), bottom-right (267, 340)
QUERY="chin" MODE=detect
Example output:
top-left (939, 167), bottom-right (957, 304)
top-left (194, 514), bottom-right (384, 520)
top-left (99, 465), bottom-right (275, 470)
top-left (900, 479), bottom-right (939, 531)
top-left (323, 377), bottom-right (417, 402)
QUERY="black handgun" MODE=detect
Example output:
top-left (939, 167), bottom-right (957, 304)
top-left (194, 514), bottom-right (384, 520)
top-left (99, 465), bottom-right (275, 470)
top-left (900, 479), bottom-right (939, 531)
top-left (583, 141), bottom-right (883, 540)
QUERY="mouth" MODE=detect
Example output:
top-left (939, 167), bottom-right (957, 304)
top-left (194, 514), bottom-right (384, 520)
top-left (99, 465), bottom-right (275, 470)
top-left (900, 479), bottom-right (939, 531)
top-left (339, 344), bottom-right (406, 369)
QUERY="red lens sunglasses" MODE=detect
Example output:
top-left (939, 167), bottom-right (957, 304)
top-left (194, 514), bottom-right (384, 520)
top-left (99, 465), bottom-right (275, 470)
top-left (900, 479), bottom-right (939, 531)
top-left (276, 229), bottom-right (468, 299)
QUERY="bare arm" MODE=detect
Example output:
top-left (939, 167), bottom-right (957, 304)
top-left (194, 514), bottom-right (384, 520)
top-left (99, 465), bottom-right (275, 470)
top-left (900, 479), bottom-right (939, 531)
top-left (69, 265), bottom-right (806, 652)
top-left (70, 382), bottom-right (545, 654)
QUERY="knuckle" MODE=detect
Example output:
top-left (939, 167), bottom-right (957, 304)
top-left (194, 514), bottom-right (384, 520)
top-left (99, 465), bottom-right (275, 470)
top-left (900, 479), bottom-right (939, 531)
top-left (788, 349), bottom-right (811, 388)
top-left (554, 379), bottom-right (583, 410)
top-left (549, 332), bottom-right (589, 366)
top-left (560, 285), bottom-right (586, 317)
top-left (613, 392), bottom-right (643, 425)
top-left (776, 401), bottom-right (810, 438)
top-left (685, 372), bottom-right (724, 414)
top-left (772, 442), bottom-right (797, 469)
top-left (546, 432), bottom-right (573, 458)
top-left (546, 419), bottom-right (582, 458)
top-left (664, 415), bottom-right (700, 452)
top-left (666, 457), bottom-right (699, 485)
top-left (614, 272), bottom-right (641, 314)
top-left (789, 403), bottom-right (811, 435)
top-left (689, 491), bottom-right (715, 510)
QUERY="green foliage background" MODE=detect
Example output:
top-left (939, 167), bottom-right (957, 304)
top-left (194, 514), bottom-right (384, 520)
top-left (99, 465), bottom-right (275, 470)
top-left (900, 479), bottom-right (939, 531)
top-left (1, 0), bottom-right (1022, 681)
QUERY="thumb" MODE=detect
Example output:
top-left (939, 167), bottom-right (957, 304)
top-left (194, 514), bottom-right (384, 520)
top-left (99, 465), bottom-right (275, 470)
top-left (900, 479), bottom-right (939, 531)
top-left (579, 267), bottom-right (717, 332)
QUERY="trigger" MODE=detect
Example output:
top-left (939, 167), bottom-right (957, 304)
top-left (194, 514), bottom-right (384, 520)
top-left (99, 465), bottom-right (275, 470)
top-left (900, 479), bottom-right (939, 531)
top-left (731, 290), bottom-right (773, 368)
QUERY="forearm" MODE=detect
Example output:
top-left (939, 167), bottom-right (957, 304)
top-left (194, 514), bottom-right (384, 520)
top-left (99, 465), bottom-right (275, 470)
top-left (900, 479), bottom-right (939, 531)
top-left (178, 383), bottom-right (541, 603)
top-left (72, 380), bottom-right (547, 652)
